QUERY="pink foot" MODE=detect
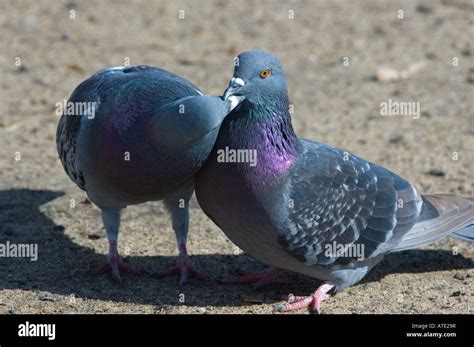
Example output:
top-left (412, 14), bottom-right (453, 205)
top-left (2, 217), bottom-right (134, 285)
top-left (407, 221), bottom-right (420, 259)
top-left (223, 267), bottom-right (290, 289)
top-left (94, 240), bottom-right (140, 282)
top-left (157, 245), bottom-right (210, 285)
top-left (95, 254), bottom-right (140, 282)
top-left (275, 282), bottom-right (335, 314)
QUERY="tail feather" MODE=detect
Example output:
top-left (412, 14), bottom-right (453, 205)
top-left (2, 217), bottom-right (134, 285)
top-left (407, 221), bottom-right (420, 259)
top-left (393, 194), bottom-right (474, 252)
top-left (450, 225), bottom-right (474, 242)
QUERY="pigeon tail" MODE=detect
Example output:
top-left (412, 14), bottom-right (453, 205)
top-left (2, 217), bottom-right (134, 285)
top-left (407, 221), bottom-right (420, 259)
top-left (393, 194), bottom-right (474, 251)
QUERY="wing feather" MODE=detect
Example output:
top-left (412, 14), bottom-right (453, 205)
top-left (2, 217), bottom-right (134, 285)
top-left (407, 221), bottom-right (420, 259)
top-left (279, 140), bottom-right (422, 266)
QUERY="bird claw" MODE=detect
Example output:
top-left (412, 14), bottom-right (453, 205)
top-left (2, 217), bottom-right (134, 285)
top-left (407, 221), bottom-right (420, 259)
top-left (275, 282), bottom-right (334, 314)
top-left (157, 255), bottom-right (210, 285)
top-left (223, 267), bottom-right (290, 289)
top-left (94, 254), bottom-right (140, 283)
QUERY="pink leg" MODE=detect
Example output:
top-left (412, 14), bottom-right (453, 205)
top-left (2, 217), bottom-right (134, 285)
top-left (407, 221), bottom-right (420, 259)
top-left (223, 267), bottom-right (290, 289)
top-left (95, 240), bottom-right (140, 282)
top-left (275, 282), bottom-right (335, 314)
top-left (157, 245), bottom-right (210, 285)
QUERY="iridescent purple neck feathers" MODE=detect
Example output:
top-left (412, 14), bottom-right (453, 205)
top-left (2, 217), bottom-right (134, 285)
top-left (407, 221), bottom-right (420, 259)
top-left (214, 99), bottom-right (301, 179)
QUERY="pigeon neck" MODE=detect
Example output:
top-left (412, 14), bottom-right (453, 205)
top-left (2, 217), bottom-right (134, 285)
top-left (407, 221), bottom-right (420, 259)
top-left (217, 98), bottom-right (301, 176)
top-left (252, 102), bottom-right (301, 156)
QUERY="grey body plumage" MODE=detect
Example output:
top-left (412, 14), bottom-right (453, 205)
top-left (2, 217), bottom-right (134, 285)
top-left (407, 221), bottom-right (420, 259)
top-left (57, 65), bottom-right (238, 282)
top-left (195, 50), bottom-right (473, 311)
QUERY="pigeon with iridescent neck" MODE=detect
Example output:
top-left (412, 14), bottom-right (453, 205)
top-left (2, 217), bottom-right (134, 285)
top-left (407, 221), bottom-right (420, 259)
top-left (57, 65), bottom-right (242, 284)
top-left (195, 50), bottom-right (474, 313)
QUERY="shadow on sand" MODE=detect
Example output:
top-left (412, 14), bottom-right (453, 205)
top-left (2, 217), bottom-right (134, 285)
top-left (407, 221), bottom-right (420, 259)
top-left (0, 188), bottom-right (472, 308)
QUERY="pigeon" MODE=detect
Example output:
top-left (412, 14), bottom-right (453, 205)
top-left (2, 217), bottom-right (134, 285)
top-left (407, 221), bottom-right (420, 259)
top-left (195, 50), bottom-right (474, 313)
top-left (57, 65), bottom-right (241, 283)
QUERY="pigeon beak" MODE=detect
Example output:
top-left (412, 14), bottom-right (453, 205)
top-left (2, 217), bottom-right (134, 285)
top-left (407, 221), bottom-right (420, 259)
top-left (224, 77), bottom-right (245, 99)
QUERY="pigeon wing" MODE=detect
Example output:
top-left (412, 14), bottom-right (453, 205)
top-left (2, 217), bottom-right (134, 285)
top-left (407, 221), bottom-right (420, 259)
top-left (280, 139), bottom-right (422, 266)
top-left (56, 65), bottom-right (202, 190)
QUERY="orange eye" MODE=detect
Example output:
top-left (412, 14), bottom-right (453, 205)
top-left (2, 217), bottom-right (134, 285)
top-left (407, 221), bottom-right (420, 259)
top-left (259, 68), bottom-right (271, 79)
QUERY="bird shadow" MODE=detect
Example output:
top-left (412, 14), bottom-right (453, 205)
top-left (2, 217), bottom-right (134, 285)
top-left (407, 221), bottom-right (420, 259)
top-left (363, 248), bottom-right (474, 284)
top-left (0, 188), bottom-right (258, 309)
top-left (0, 188), bottom-right (472, 310)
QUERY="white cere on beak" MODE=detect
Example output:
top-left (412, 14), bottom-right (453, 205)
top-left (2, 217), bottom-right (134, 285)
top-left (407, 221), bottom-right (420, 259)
top-left (233, 77), bottom-right (245, 87)
top-left (224, 77), bottom-right (246, 101)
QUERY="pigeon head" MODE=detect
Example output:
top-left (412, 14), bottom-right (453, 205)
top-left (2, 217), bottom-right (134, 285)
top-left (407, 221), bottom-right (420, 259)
top-left (224, 50), bottom-right (288, 105)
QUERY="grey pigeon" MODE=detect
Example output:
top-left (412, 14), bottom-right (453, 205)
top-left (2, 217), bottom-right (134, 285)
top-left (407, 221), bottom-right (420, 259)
top-left (57, 65), bottom-right (241, 283)
top-left (195, 50), bottom-right (474, 312)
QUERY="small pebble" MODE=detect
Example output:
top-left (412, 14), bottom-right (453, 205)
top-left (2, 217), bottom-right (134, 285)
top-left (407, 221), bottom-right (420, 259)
top-left (464, 68), bottom-right (474, 83)
top-left (416, 4), bottom-right (433, 14)
top-left (375, 62), bottom-right (426, 83)
top-left (450, 291), bottom-right (462, 297)
top-left (426, 168), bottom-right (445, 177)
top-left (453, 273), bottom-right (465, 280)
top-left (61, 31), bottom-right (71, 41)
top-left (66, 63), bottom-right (84, 73)
top-left (39, 293), bottom-right (64, 302)
top-left (88, 232), bottom-right (103, 240)
top-left (67, 0), bottom-right (80, 8)
top-left (388, 133), bottom-right (404, 144)
top-left (376, 67), bottom-right (400, 83)
top-left (16, 65), bottom-right (28, 73)
top-left (421, 111), bottom-right (431, 118)
top-left (373, 25), bottom-right (385, 35)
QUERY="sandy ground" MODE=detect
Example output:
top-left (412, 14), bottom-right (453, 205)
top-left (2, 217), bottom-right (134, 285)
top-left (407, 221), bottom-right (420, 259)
top-left (0, 0), bottom-right (473, 314)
